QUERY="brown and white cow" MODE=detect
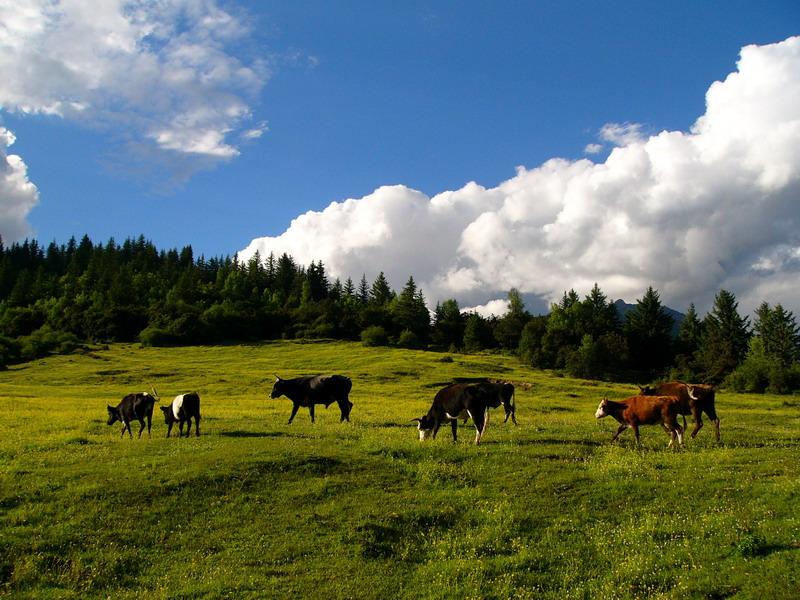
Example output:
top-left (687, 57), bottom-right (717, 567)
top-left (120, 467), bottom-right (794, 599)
top-left (594, 395), bottom-right (684, 447)
top-left (639, 381), bottom-right (720, 441)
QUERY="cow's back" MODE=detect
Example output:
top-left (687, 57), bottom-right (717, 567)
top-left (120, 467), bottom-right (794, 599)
top-left (622, 395), bottom-right (679, 424)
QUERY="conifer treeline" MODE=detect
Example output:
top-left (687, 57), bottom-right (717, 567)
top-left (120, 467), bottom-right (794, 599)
top-left (0, 235), bottom-right (798, 391)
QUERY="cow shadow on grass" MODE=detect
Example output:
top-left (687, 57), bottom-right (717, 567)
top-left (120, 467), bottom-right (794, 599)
top-left (218, 430), bottom-right (289, 439)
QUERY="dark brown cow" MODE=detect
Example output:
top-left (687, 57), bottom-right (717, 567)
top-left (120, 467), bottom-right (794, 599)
top-left (639, 381), bottom-right (720, 441)
top-left (594, 395), bottom-right (684, 447)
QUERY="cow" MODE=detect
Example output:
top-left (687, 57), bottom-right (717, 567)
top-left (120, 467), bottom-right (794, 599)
top-left (639, 381), bottom-right (720, 441)
top-left (594, 395), bottom-right (684, 447)
top-left (107, 392), bottom-right (155, 439)
top-left (270, 375), bottom-right (353, 424)
top-left (160, 392), bottom-right (201, 438)
top-left (412, 382), bottom-right (516, 445)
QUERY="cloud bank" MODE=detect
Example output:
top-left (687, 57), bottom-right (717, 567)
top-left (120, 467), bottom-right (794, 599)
top-left (0, 127), bottom-right (38, 241)
top-left (240, 37), bottom-right (800, 316)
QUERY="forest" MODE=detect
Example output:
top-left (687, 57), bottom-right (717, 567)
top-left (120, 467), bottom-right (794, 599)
top-left (0, 234), bottom-right (798, 392)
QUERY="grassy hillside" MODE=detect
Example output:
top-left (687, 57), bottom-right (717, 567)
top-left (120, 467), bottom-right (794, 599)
top-left (1, 341), bottom-right (798, 598)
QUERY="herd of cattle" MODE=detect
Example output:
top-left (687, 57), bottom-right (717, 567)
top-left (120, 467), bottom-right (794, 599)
top-left (105, 375), bottom-right (719, 447)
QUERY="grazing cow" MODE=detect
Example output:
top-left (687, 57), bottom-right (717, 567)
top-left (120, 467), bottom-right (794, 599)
top-left (639, 381), bottom-right (720, 441)
top-left (270, 375), bottom-right (353, 424)
top-left (594, 395), bottom-right (684, 447)
top-left (413, 382), bottom-right (516, 444)
top-left (107, 392), bottom-right (155, 439)
top-left (160, 392), bottom-right (201, 438)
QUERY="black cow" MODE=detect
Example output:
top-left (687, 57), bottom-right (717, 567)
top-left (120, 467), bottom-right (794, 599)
top-left (160, 392), bottom-right (201, 438)
top-left (413, 382), bottom-right (516, 444)
top-left (107, 392), bottom-right (155, 438)
top-left (270, 375), bottom-right (353, 424)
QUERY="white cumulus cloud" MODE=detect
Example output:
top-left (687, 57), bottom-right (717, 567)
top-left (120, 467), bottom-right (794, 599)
top-left (0, 0), bottom-right (268, 159)
top-left (0, 127), bottom-right (39, 242)
top-left (240, 37), bottom-right (800, 316)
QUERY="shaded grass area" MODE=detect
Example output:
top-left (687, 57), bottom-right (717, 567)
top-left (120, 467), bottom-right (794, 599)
top-left (0, 342), bottom-right (799, 598)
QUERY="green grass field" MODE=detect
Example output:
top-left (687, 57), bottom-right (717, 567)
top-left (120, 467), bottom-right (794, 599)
top-left (1, 341), bottom-right (798, 599)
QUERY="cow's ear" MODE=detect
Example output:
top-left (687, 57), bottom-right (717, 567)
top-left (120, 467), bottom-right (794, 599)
top-left (107, 405), bottom-right (115, 413)
top-left (160, 406), bottom-right (169, 413)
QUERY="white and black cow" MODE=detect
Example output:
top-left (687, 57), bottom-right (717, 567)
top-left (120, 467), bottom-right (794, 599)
top-left (159, 392), bottom-right (201, 437)
top-left (270, 375), bottom-right (353, 424)
top-left (107, 392), bottom-right (156, 439)
top-left (413, 381), bottom-right (516, 445)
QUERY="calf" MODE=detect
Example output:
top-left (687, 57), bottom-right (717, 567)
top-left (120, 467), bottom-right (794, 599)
top-left (160, 392), bottom-right (201, 438)
top-left (640, 381), bottom-right (720, 441)
top-left (270, 375), bottom-right (353, 424)
top-left (107, 392), bottom-right (155, 439)
top-left (413, 382), bottom-right (515, 444)
top-left (594, 395), bottom-right (684, 447)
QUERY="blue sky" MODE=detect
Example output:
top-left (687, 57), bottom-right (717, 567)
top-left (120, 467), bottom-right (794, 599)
top-left (1, 1), bottom-right (799, 314)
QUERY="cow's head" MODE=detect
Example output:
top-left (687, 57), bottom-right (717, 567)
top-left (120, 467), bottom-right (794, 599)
top-left (106, 405), bottom-right (121, 425)
top-left (159, 406), bottom-right (173, 424)
top-left (594, 398), bottom-right (610, 419)
top-left (412, 416), bottom-right (435, 441)
top-left (270, 376), bottom-right (284, 399)
top-left (639, 385), bottom-right (657, 395)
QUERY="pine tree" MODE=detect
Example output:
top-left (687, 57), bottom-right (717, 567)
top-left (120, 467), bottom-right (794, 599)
top-left (369, 272), bottom-right (394, 305)
top-left (623, 287), bottom-right (674, 374)
top-left (754, 303), bottom-right (800, 366)
top-left (697, 290), bottom-right (751, 382)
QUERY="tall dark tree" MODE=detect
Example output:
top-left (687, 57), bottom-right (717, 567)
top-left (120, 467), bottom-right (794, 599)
top-left (392, 276), bottom-right (429, 341)
top-left (369, 272), bottom-right (394, 306)
top-left (696, 290), bottom-right (751, 382)
top-left (754, 302), bottom-right (800, 366)
top-left (493, 288), bottom-right (530, 350)
top-left (624, 287), bottom-right (674, 375)
top-left (432, 299), bottom-right (465, 350)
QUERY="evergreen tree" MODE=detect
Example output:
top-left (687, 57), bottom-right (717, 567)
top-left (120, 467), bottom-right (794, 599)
top-left (624, 287), bottom-right (674, 375)
top-left (357, 275), bottom-right (369, 305)
top-left (463, 312), bottom-right (494, 352)
top-left (493, 288), bottom-right (530, 350)
top-left (391, 276), bottom-right (430, 340)
top-left (754, 303), bottom-right (800, 366)
top-left (697, 290), bottom-right (751, 382)
top-left (578, 283), bottom-right (620, 338)
top-left (369, 272), bottom-right (394, 305)
top-left (432, 299), bottom-right (465, 350)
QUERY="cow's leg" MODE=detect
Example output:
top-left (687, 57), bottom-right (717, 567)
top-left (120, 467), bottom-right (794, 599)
top-left (166, 421), bottom-right (173, 438)
top-left (469, 410), bottom-right (486, 444)
top-left (195, 414), bottom-right (201, 437)
top-left (287, 403), bottom-right (300, 424)
top-left (137, 418), bottom-right (147, 438)
top-left (631, 424), bottom-right (640, 445)
top-left (309, 404), bottom-right (316, 423)
top-left (690, 406), bottom-right (703, 438)
top-left (146, 413), bottom-right (152, 437)
top-left (610, 423), bottom-right (627, 442)
top-left (337, 399), bottom-right (349, 422)
top-left (450, 418), bottom-right (458, 442)
top-left (180, 419), bottom-right (187, 437)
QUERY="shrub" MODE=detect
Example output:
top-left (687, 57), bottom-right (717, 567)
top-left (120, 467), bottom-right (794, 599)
top-left (397, 329), bottom-right (421, 349)
top-left (361, 326), bottom-right (389, 347)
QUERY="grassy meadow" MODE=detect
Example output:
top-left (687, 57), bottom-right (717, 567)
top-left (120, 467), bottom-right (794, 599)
top-left (1, 340), bottom-right (799, 598)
